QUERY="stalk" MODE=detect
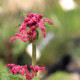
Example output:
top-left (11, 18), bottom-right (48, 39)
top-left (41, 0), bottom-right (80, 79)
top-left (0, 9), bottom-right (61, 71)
top-left (32, 40), bottom-right (36, 67)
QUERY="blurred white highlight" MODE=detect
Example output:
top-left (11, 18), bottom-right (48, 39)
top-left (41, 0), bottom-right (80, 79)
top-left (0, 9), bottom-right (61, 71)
top-left (59, 0), bottom-right (77, 11)
top-left (26, 43), bottom-right (40, 61)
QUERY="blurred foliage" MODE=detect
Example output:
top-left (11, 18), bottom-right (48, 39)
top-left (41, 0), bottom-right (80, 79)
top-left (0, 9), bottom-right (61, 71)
top-left (0, 0), bottom-right (80, 70)
top-left (0, 0), bottom-right (80, 80)
top-left (0, 72), bottom-right (23, 80)
top-left (38, 0), bottom-right (80, 66)
top-left (46, 72), bottom-right (71, 80)
top-left (0, 59), bottom-right (7, 72)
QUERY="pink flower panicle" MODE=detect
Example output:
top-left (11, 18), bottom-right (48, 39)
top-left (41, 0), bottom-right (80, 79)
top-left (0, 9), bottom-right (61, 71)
top-left (6, 64), bottom-right (45, 80)
top-left (30, 65), bottom-right (45, 73)
top-left (6, 64), bottom-right (15, 67)
top-left (10, 13), bottom-right (53, 42)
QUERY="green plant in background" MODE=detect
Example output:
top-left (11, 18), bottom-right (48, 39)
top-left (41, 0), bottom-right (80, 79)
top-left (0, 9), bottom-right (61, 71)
top-left (38, 1), bottom-right (80, 67)
top-left (46, 72), bottom-right (71, 80)
top-left (0, 0), bottom-right (80, 80)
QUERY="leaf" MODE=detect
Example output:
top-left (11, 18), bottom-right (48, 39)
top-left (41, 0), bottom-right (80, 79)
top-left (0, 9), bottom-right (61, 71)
top-left (44, 24), bottom-right (52, 27)
top-left (29, 41), bottom-right (32, 44)
top-left (8, 74), bottom-right (22, 80)
top-left (26, 27), bottom-right (30, 31)
top-left (44, 22), bottom-right (53, 27)
top-left (33, 76), bottom-right (41, 80)
top-left (36, 30), bottom-right (39, 39)
top-left (0, 71), bottom-right (8, 77)
top-left (33, 77), bottom-right (39, 80)
top-left (0, 72), bottom-right (9, 80)
top-left (16, 24), bottom-right (21, 27)
top-left (23, 12), bottom-right (27, 18)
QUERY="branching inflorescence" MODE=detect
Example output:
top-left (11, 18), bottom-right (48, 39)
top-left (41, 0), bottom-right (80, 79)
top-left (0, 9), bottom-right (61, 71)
top-left (6, 64), bottom-right (45, 80)
top-left (10, 13), bottom-right (53, 42)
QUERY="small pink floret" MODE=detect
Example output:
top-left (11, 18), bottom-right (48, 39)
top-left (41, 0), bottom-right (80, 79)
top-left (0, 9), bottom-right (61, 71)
top-left (30, 65), bottom-right (45, 73)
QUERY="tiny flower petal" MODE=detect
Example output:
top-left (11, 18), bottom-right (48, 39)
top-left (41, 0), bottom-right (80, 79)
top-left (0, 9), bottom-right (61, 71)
top-left (19, 68), bottom-right (25, 76)
top-left (30, 65), bottom-right (45, 73)
top-left (10, 37), bottom-right (20, 42)
top-left (6, 64), bottom-right (15, 67)
top-left (42, 18), bottom-right (53, 25)
top-left (38, 21), bottom-right (46, 38)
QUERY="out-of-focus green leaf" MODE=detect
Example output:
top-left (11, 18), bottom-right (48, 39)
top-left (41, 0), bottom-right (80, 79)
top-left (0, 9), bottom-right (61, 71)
top-left (23, 12), bottom-right (27, 18)
top-left (8, 74), bottom-right (22, 80)
top-left (16, 24), bottom-right (21, 27)
top-left (33, 77), bottom-right (39, 80)
top-left (36, 30), bottom-right (39, 39)
top-left (0, 72), bottom-right (7, 77)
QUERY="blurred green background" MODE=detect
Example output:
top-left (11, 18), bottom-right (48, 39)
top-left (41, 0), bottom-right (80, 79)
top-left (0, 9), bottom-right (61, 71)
top-left (0, 0), bottom-right (80, 80)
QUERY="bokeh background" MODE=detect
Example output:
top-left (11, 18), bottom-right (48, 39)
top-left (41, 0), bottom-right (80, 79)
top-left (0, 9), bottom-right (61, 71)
top-left (0, 0), bottom-right (80, 80)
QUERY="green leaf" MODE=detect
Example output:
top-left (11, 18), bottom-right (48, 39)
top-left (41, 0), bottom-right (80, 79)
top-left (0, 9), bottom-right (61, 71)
top-left (23, 12), bottom-right (27, 18)
top-left (0, 71), bottom-right (8, 77)
top-left (33, 77), bottom-right (39, 80)
top-left (44, 22), bottom-right (53, 27)
top-left (0, 72), bottom-right (9, 80)
top-left (44, 24), bottom-right (52, 27)
top-left (26, 27), bottom-right (30, 31)
top-left (33, 76), bottom-right (41, 80)
top-left (36, 30), bottom-right (39, 39)
top-left (29, 41), bottom-right (32, 44)
top-left (16, 24), bottom-right (21, 27)
top-left (8, 74), bottom-right (22, 80)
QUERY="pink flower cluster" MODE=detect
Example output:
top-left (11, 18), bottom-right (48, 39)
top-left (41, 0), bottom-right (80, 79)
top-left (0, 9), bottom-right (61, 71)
top-left (10, 13), bottom-right (53, 42)
top-left (6, 64), bottom-right (45, 80)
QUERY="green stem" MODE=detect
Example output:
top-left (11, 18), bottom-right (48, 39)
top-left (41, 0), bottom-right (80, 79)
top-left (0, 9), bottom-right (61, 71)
top-left (32, 40), bottom-right (36, 67)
